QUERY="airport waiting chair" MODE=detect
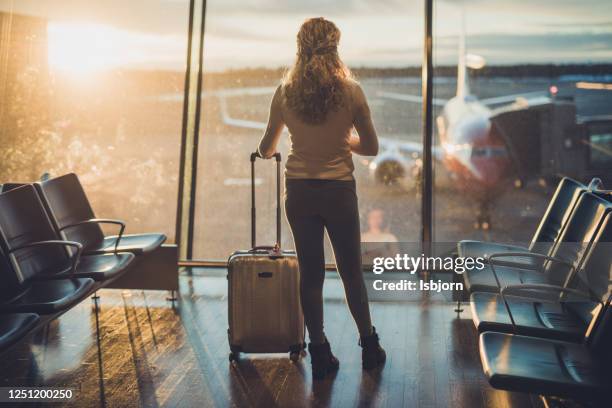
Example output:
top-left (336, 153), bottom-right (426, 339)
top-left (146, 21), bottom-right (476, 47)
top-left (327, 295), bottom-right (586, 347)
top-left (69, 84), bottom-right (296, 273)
top-left (594, 190), bottom-right (612, 202)
top-left (479, 295), bottom-right (612, 402)
top-left (0, 183), bottom-right (26, 193)
top-left (0, 185), bottom-right (134, 283)
top-left (457, 177), bottom-right (586, 263)
top-left (463, 192), bottom-right (611, 293)
top-left (470, 212), bottom-right (612, 342)
top-left (0, 313), bottom-right (40, 353)
top-left (35, 173), bottom-right (166, 255)
top-left (0, 246), bottom-right (95, 314)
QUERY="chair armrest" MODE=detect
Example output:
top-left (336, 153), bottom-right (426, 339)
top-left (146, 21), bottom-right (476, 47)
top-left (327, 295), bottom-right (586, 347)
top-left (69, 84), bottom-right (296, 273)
top-left (486, 251), bottom-right (560, 292)
top-left (485, 250), bottom-right (542, 270)
top-left (488, 252), bottom-right (574, 273)
top-left (479, 243), bottom-right (531, 254)
top-left (60, 218), bottom-right (125, 252)
top-left (501, 283), bottom-right (600, 304)
top-left (9, 240), bottom-right (83, 277)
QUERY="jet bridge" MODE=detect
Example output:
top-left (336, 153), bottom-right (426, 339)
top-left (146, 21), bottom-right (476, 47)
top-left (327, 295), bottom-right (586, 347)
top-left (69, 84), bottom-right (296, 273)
top-left (491, 98), bottom-right (611, 185)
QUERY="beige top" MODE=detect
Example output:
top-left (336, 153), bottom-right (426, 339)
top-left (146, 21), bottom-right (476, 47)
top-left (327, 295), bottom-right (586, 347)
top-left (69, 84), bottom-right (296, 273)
top-left (257, 80), bottom-right (378, 180)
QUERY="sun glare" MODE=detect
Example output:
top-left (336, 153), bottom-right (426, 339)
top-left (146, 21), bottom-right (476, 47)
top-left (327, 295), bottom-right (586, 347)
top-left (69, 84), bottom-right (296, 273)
top-left (47, 22), bottom-right (124, 75)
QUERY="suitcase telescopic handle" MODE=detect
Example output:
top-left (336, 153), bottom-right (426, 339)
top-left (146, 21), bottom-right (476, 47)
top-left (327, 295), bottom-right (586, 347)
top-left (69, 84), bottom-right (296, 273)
top-left (250, 151), bottom-right (282, 249)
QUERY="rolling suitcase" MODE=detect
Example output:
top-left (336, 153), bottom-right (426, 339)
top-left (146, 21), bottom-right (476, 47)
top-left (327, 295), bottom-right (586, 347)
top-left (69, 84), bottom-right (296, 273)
top-left (227, 152), bottom-right (305, 362)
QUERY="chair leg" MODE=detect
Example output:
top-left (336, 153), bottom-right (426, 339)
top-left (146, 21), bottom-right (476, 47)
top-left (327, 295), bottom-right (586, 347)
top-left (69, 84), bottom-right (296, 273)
top-left (166, 290), bottom-right (177, 301)
top-left (453, 272), bottom-right (464, 314)
top-left (166, 290), bottom-right (178, 309)
top-left (91, 290), bottom-right (101, 316)
top-left (93, 299), bottom-right (107, 407)
top-left (454, 299), bottom-right (464, 314)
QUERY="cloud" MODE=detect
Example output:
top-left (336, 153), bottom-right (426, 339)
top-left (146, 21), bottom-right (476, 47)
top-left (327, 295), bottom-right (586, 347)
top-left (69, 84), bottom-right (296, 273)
top-left (205, 23), bottom-right (280, 43)
top-left (443, 0), bottom-right (612, 18)
top-left (206, 0), bottom-right (419, 16)
top-left (0, 0), bottom-right (189, 34)
top-left (434, 32), bottom-right (612, 64)
top-left (1, 0), bottom-right (611, 69)
top-left (540, 21), bottom-right (612, 32)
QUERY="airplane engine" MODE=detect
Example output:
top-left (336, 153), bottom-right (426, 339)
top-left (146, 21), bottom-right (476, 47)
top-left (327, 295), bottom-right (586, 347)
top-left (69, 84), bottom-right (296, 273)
top-left (369, 152), bottom-right (411, 185)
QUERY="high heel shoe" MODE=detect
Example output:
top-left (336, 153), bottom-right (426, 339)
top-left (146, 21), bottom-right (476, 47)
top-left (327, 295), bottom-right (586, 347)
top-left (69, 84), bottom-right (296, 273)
top-left (308, 339), bottom-right (339, 380)
top-left (360, 326), bottom-right (386, 369)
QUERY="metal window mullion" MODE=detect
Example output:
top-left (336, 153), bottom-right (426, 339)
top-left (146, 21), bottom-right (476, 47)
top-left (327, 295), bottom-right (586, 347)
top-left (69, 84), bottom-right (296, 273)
top-left (185, 0), bottom-right (208, 259)
top-left (175, 0), bottom-right (196, 259)
top-left (421, 0), bottom-right (434, 262)
top-left (176, 0), bottom-right (207, 261)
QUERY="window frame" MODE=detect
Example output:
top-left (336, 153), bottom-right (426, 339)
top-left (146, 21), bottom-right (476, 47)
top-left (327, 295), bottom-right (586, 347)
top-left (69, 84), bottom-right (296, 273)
top-left (175, 0), bottom-right (436, 266)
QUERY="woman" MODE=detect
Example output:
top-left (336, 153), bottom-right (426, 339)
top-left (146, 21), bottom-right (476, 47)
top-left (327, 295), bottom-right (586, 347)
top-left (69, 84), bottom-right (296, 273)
top-left (257, 17), bottom-right (385, 379)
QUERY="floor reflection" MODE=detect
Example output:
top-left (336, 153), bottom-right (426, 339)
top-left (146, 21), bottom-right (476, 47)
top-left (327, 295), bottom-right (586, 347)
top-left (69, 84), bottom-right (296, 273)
top-left (0, 274), bottom-right (542, 407)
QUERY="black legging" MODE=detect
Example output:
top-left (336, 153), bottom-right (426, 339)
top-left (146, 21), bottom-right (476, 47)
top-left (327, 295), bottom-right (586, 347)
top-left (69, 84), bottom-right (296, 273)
top-left (285, 178), bottom-right (373, 344)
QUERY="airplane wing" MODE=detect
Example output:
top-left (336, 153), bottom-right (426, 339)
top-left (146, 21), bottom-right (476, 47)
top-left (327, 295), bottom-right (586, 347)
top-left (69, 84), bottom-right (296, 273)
top-left (479, 91), bottom-right (549, 107)
top-left (209, 86), bottom-right (288, 132)
top-left (378, 91), bottom-right (447, 107)
top-left (155, 86), bottom-right (278, 102)
top-left (212, 86), bottom-right (277, 97)
top-left (378, 90), bottom-right (551, 109)
top-left (379, 137), bottom-right (420, 151)
top-left (379, 137), bottom-right (444, 161)
top-left (217, 96), bottom-right (268, 130)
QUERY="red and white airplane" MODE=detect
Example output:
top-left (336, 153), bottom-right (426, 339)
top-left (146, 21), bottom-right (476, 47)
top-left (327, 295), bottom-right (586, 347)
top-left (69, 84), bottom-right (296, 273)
top-left (373, 32), bottom-right (551, 229)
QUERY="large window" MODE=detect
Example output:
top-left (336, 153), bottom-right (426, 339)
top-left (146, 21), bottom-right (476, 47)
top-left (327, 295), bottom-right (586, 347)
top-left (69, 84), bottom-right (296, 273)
top-left (193, 2), bottom-right (424, 260)
top-left (0, 0), bottom-right (189, 242)
top-left (432, 0), bottom-right (612, 245)
top-left (4, 1), bottom-right (609, 261)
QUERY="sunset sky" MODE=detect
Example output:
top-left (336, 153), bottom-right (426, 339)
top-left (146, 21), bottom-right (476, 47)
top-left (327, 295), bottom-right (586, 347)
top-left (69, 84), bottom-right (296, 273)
top-left (1, 0), bottom-right (611, 72)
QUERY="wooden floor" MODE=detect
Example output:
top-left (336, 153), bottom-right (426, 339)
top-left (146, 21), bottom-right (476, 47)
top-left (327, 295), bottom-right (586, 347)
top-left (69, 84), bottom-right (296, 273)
top-left (0, 271), bottom-right (545, 408)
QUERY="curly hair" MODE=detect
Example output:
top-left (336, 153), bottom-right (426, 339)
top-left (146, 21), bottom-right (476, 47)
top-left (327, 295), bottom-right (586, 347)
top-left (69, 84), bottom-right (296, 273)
top-left (282, 17), bottom-right (353, 125)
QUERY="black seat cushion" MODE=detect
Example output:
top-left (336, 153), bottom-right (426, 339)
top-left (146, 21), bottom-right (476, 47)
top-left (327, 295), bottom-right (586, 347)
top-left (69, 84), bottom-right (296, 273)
top-left (0, 278), bottom-right (95, 314)
top-left (470, 292), bottom-right (592, 342)
top-left (480, 332), bottom-right (609, 400)
top-left (91, 233), bottom-right (166, 255)
top-left (464, 264), bottom-right (548, 293)
top-left (0, 313), bottom-right (39, 352)
top-left (76, 253), bottom-right (134, 281)
top-left (39, 253), bottom-right (134, 282)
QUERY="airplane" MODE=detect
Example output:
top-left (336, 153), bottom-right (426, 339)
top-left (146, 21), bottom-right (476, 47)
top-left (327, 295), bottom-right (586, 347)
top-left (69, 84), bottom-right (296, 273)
top-left (201, 31), bottom-right (553, 231)
top-left (371, 30), bottom-right (552, 230)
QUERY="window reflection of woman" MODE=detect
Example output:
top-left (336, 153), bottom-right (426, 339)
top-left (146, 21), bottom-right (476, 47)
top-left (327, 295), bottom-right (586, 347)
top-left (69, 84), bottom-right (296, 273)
top-left (257, 17), bottom-right (386, 379)
top-left (362, 208), bottom-right (400, 263)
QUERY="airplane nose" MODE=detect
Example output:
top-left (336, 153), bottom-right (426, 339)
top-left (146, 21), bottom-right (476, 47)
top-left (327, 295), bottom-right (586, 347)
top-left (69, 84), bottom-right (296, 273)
top-left (455, 116), bottom-right (491, 143)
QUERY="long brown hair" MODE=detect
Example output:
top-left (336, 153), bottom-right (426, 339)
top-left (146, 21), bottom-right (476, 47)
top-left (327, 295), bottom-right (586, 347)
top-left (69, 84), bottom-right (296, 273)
top-left (282, 17), bottom-right (353, 125)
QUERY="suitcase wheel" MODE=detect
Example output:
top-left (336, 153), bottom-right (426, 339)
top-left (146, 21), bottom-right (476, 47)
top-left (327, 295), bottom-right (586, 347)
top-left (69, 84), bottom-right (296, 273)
top-left (289, 351), bottom-right (300, 362)
top-left (229, 352), bottom-right (239, 363)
